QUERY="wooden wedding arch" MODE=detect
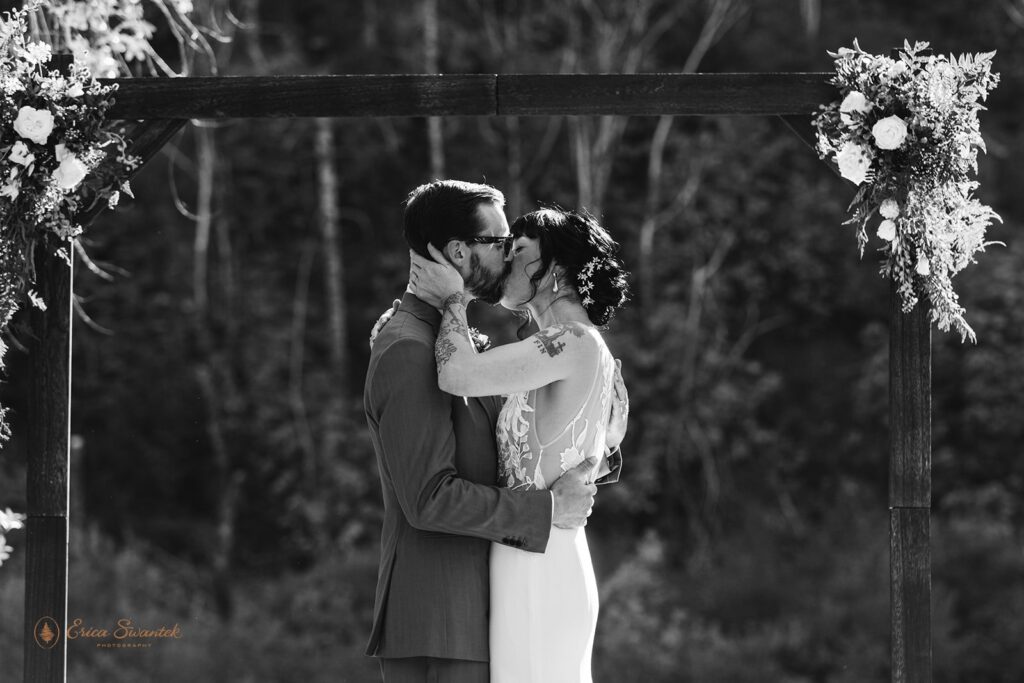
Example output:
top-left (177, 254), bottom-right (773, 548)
top-left (23, 73), bottom-right (932, 682)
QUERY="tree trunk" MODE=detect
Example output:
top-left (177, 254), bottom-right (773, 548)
top-left (315, 119), bottom-right (348, 382)
top-left (362, 0), bottom-right (379, 49)
top-left (289, 240), bottom-right (317, 485)
top-left (568, 117), bottom-right (595, 212)
top-left (423, 0), bottom-right (445, 178)
top-left (505, 116), bottom-right (524, 218)
top-left (638, 116), bottom-right (674, 313)
top-left (191, 125), bottom-right (239, 620)
top-left (637, 0), bottom-right (740, 316)
top-left (800, 0), bottom-right (821, 40)
top-left (315, 118), bottom-right (348, 483)
top-left (240, 0), bottom-right (269, 71)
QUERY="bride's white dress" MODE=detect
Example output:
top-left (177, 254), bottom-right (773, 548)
top-left (490, 326), bottom-right (615, 683)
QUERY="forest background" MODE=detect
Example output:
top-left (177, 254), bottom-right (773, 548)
top-left (2, 0), bottom-right (1023, 681)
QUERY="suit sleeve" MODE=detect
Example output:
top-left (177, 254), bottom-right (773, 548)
top-left (594, 446), bottom-right (622, 485)
top-left (369, 337), bottom-right (552, 553)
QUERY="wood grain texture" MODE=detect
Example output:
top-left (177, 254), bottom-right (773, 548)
top-left (103, 75), bottom-right (497, 119)
top-left (99, 73), bottom-right (837, 119)
top-left (498, 73), bottom-right (835, 116)
top-left (26, 246), bottom-right (72, 517)
top-left (889, 280), bottom-right (932, 508)
top-left (24, 240), bottom-right (72, 682)
top-left (22, 516), bottom-right (69, 683)
top-left (890, 508), bottom-right (931, 683)
top-left (75, 119), bottom-right (188, 227)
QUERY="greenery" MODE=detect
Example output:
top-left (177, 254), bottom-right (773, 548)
top-left (1, 0), bottom-right (1023, 681)
top-left (0, 1), bottom-right (138, 444)
top-left (813, 38), bottom-right (1000, 342)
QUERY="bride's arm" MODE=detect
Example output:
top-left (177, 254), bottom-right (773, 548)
top-left (434, 291), bottom-right (591, 397)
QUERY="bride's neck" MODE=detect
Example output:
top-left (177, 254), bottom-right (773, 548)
top-left (528, 296), bottom-right (591, 329)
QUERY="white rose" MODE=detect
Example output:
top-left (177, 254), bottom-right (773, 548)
top-left (915, 254), bottom-right (930, 276)
top-left (9, 141), bottom-right (35, 167)
top-left (13, 106), bottom-right (55, 145)
top-left (65, 82), bottom-right (85, 98)
top-left (835, 141), bottom-right (872, 185)
top-left (879, 198), bottom-right (900, 219)
top-left (839, 91), bottom-right (871, 126)
top-left (877, 219), bottom-right (897, 241)
top-left (52, 154), bottom-right (88, 190)
top-left (872, 115), bottom-right (908, 150)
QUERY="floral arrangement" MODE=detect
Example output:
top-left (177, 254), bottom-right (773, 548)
top-left (813, 39), bottom-right (1001, 342)
top-left (0, 506), bottom-right (25, 567)
top-left (468, 326), bottom-right (491, 353)
top-left (0, 2), bottom-right (139, 441)
top-left (33, 0), bottom-right (209, 78)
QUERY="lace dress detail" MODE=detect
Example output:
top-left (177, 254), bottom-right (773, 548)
top-left (490, 327), bottom-right (615, 683)
top-left (495, 332), bottom-right (615, 492)
top-left (495, 391), bottom-right (542, 489)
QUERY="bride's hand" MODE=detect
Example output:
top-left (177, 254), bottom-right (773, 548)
top-left (409, 244), bottom-right (466, 308)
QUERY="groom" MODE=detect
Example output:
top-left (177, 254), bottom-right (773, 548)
top-left (364, 179), bottom-right (622, 683)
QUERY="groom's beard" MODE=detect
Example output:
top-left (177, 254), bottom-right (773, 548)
top-left (466, 253), bottom-right (509, 305)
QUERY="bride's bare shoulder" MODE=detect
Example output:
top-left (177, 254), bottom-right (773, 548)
top-left (531, 322), bottom-right (602, 360)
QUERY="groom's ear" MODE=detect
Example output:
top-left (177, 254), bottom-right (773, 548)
top-left (443, 239), bottom-right (467, 266)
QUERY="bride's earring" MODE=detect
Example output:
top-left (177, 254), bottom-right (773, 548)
top-left (552, 277), bottom-right (559, 293)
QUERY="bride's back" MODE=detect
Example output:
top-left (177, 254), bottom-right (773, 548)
top-left (495, 323), bottom-right (615, 491)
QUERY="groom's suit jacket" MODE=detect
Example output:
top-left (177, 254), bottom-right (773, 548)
top-left (364, 292), bottom-right (553, 662)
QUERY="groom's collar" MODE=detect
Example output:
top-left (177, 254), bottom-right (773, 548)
top-left (401, 290), bottom-right (441, 332)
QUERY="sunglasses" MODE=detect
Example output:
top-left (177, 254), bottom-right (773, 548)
top-left (464, 235), bottom-right (514, 256)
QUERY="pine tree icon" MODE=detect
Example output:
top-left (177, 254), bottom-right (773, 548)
top-left (34, 617), bottom-right (60, 649)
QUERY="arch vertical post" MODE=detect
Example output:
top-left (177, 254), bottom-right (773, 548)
top-left (23, 243), bottom-right (73, 683)
top-left (889, 281), bottom-right (932, 682)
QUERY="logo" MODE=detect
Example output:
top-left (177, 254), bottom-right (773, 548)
top-left (66, 617), bottom-right (184, 649)
top-left (34, 617), bottom-right (61, 649)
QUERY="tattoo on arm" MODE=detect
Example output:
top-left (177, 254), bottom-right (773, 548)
top-left (441, 292), bottom-right (466, 312)
top-left (533, 323), bottom-right (585, 358)
top-left (435, 336), bottom-right (457, 370)
top-left (435, 292), bottom-right (469, 371)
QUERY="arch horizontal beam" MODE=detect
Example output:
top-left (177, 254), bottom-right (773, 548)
top-left (102, 73), bottom-right (834, 119)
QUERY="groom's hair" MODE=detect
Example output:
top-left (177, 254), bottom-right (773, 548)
top-left (403, 180), bottom-right (505, 257)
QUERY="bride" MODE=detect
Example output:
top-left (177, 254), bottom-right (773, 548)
top-left (410, 207), bottom-right (630, 683)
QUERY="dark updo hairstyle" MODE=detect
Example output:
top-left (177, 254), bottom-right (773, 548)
top-left (510, 208), bottom-right (630, 327)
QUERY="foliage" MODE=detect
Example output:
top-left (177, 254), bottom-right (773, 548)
top-left (33, 0), bottom-right (224, 77)
top-left (0, 2), bottom-right (137, 445)
top-left (0, 505), bottom-right (24, 566)
top-left (1, 1), bottom-right (1023, 680)
top-left (814, 39), bottom-right (1001, 341)
top-left (0, 519), bottom-right (381, 681)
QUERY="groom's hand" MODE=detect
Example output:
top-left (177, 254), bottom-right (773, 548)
top-left (409, 245), bottom-right (468, 308)
top-left (551, 456), bottom-right (599, 528)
